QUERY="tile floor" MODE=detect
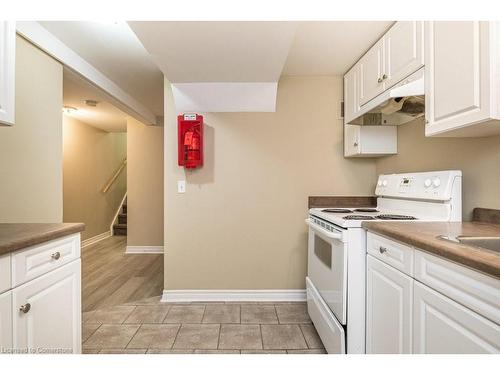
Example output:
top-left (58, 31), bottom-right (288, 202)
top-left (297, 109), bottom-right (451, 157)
top-left (82, 296), bottom-right (326, 354)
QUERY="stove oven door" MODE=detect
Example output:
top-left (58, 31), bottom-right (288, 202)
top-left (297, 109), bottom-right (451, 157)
top-left (306, 217), bottom-right (348, 325)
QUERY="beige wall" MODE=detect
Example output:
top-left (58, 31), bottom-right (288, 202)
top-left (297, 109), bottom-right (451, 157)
top-left (164, 76), bottom-right (377, 290)
top-left (127, 117), bottom-right (164, 246)
top-left (62, 116), bottom-right (127, 240)
top-left (0, 36), bottom-right (63, 222)
top-left (376, 119), bottom-right (500, 220)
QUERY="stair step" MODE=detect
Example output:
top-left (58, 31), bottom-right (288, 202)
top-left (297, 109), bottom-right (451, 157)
top-left (118, 213), bottom-right (127, 224)
top-left (113, 223), bottom-right (127, 236)
top-left (122, 204), bottom-right (127, 214)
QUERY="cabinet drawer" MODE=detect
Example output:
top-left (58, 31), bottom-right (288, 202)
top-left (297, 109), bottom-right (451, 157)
top-left (415, 250), bottom-right (500, 325)
top-left (367, 232), bottom-right (414, 276)
top-left (0, 254), bottom-right (11, 293)
top-left (11, 234), bottom-right (80, 288)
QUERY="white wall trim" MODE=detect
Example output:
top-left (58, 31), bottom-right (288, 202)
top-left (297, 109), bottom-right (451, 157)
top-left (126, 246), bottom-right (164, 254)
top-left (110, 192), bottom-right (127, 235)
top-left (81, 231), bottom-right (111, 249)
top-left (161, 289), bottom-right (306, 303)
top-left (15, 21), bottom-right (157, 125)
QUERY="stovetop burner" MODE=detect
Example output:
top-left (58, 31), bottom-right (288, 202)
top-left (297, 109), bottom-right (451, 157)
top-left (375, 214), bottom-right (417, 220)
top-left (353, 208), bottom-right (379, 213)
top-left (322, 208), bottom-right (353, 213)
top-left (343, 215), bottom-right (376, 220)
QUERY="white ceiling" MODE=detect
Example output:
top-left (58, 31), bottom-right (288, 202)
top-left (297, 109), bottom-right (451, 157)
top-left (39, 21), bottom-right (164, 116)
top-left (128, 21), bottom-right (298, 83)
top-left (283, 21), bottom-right (393, 75)
top-left (41, 21), bottom-right (394, 116)
top-left (63, 69), bottom-right (127, 132)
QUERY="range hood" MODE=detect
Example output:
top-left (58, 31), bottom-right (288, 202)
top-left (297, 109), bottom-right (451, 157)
top-left (350, 69), bottom-right (425, 126)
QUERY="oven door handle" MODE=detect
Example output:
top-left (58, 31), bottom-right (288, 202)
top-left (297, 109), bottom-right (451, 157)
top-left (305, 218), bottom-right (343, 240)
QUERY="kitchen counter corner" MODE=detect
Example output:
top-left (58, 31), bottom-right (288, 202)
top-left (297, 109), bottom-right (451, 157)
top-left (0, 223), bottom-right (85, 255)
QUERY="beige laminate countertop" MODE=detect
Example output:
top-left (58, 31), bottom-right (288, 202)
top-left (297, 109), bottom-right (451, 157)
top-left (0, 223), bottom-right (85, 256)
top-left (362, 221), bottom-right (500, 279)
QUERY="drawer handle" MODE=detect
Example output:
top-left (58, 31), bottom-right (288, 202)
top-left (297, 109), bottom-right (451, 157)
top-left (377, 77), bottom-right (383, 83)
top-left (19, 303), bottom-right (31, 314)
top-left (51, 251), bottom-right (61, 260)
top-left (379, 246), bottom-right (388, 254)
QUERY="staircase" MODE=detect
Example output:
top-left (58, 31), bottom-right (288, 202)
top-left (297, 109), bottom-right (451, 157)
top-left (113, 202), bottom-right (127, 236)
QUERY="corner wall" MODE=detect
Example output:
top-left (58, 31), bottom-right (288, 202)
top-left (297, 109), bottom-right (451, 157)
top-left (127, 117), bottom-right (164, 247)
top-left (62, 116), bottom-right (127, 240)
top-left (0, 36), bottom-right (63, 222)
top-left (164, 76), bottom-right (377, 290)
top-left (375, 119), bottom-right (500, 220)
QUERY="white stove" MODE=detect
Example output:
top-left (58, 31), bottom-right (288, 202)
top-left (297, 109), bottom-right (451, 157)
top-left (305, 170), bottom-right (462, 354)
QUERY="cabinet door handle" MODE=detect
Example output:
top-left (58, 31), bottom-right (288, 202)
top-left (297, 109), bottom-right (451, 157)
top-left (379, 246), bottom-right (388, 254)
top-left (20, 303), bottom-right (31, 314)
top-left (353, 142), bottom-right (359, 147)
top-left (377, 77), bottom-right (383, 83)
top-left (382, 74), bottom-right (388, 80)
top-left (51, 251), bottom-right (61, 260)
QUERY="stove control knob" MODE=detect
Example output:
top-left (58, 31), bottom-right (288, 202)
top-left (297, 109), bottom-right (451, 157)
top-left (424, 178), bottom-right (432, 188)
top-left (382, 180), bottom-right (388, 187)
top-left (432, 177), bottom-right (441, 188)
top-left (377, 180), bottom-right (382, 187)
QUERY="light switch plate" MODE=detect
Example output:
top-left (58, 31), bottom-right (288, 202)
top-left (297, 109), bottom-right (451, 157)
top-left (177, 180), bottom-right (186, 193)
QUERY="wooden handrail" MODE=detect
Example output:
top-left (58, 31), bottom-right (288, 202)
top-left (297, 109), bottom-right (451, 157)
top-left (102, 158), bottom-right (127, 193)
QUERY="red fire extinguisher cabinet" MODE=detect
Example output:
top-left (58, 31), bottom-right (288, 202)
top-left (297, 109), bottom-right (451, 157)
top-left (178, 114), bottom-right (203, 169)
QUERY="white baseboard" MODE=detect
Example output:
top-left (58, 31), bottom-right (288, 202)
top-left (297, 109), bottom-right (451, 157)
top-left (125, 246), bottom-right (164, 254)
top-left (161, 289), bottom-right (306, 303)
top-left (81, 231), bottom-right (111, 248)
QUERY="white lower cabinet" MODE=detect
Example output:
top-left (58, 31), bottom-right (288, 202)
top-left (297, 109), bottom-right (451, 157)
top-left (413, 281), bottom-right (500, 353)
top-left (366, 231), bottom-right (500, 354)
top-left (0, 291), bottom-right (13, 350)
top-left (12, 260), bottom-right (81, 354)
top-left (0, 233), bottom-right (82, 354)
top-left (366, 255), bottom-right (412, 354)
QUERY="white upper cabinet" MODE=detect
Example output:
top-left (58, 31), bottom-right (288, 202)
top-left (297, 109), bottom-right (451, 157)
top-left (359, 39), bottom-right (385, 106)
top-left (343, 21), bottom-right (424, 158)
top-left (356, 21), bottom-right (424, 109)
top-left (0, 21), bottom-right (15, 126)
top-left (344, 125), bottom-right (397, 157)
top-left (384, 21), bottom-right (424, 89)
top-left (343, 66), bottom-right (361, 124)
top-left (425, 21), bottom-right (500, 137)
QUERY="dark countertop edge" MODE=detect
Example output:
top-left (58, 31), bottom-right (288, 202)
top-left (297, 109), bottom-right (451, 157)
top-left (309, 196), bottom-right (377, 209)
top-left (362, 222), bottom-right (500, 279)
top-left (0, 223), bottom-right (85, 256)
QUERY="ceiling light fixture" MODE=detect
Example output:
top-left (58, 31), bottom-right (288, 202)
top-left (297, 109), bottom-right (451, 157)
top-left (84, 99), bottom-right (99, 107)
top-left (62, 106), bottom-right (78, 114)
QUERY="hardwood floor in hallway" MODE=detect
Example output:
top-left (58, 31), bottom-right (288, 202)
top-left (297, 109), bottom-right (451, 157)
top-left (82, 236), bottom-right (164, 312)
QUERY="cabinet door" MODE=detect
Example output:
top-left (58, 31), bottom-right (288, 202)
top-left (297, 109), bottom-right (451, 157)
top-left (413, 281), bottom-right (500, 353)
top-left (425, 21), bottom-right (491, 136)
top-left (384, 21), bottom-right (424, 89)
top-left (0, 21), bottom-right (16, 126)
top-left (344, 66), bottom-right (360, 123)
top-left (12, 260), bottom-right (81, 354)
top-left (366, 255), bottom-right (413, 354)
top-left (0, 290), bottom-right (12, 349)
top-left (344, 124), bottom-right (360, 156)
top-left (359, 39), bottom-right (385, 106)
